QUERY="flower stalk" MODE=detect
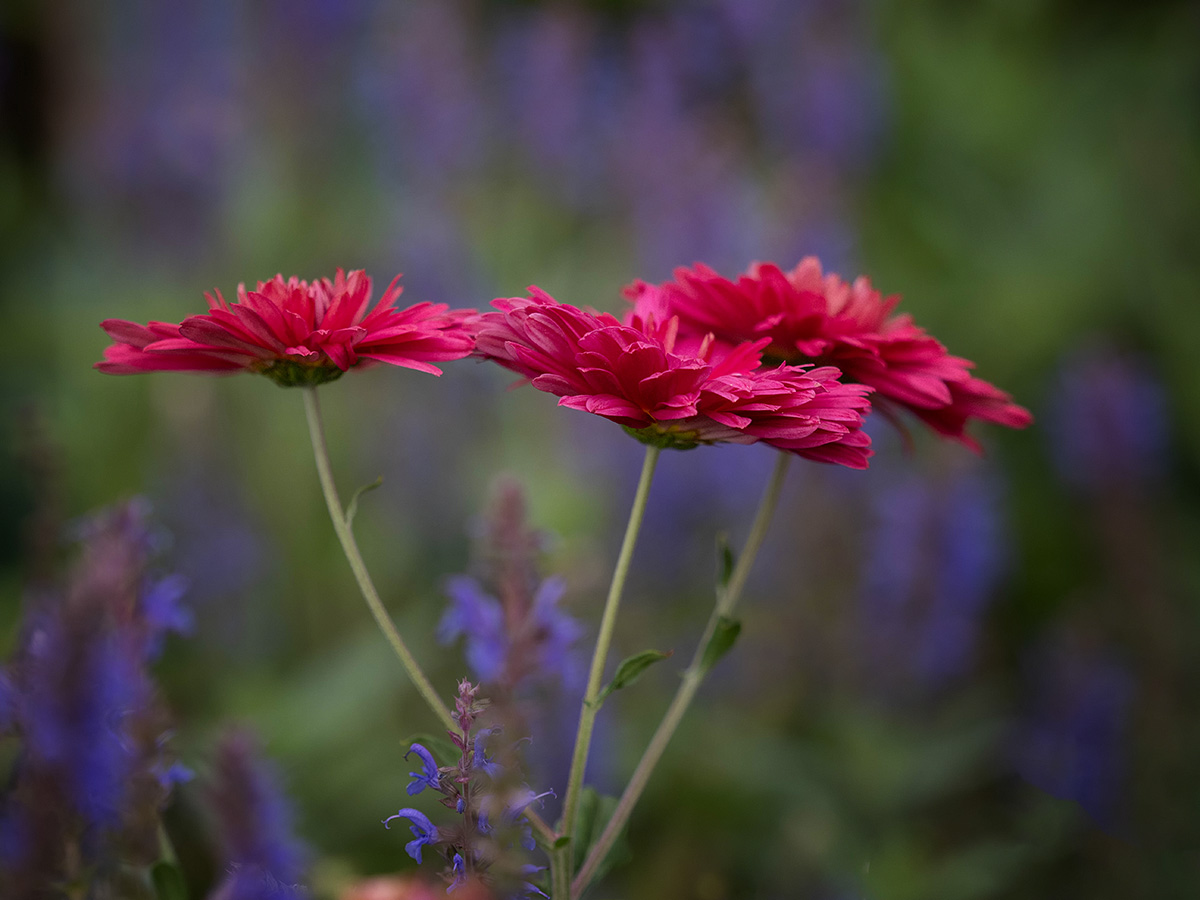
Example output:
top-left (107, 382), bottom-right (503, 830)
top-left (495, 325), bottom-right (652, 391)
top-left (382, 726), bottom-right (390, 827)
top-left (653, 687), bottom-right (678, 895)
top-left (302, 386), bottom-right (456, 733)
top-left (554, 444), bottom-right (661, 899)
top-left (571, 452), bottom-right (791, 897)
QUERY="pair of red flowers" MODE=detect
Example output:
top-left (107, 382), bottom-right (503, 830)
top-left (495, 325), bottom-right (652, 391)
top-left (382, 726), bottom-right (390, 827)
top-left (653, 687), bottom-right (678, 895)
top-left (97, 260), bottom-right (1032, 467)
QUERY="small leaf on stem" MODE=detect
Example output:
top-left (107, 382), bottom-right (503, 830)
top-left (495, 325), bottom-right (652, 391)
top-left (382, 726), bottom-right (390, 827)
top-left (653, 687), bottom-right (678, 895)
top-left (345, 476), bottom-right (384, 527)
top-left (699, 616), bottom-right (741, 674)
top-left (716, 532), bottom-right (735, 589)
top-left (570, 788), bottom-right (631, 879)
top-left (595, 649), bottom-right (673, 706)
top-left (151, 861), bottom-right (189, 900)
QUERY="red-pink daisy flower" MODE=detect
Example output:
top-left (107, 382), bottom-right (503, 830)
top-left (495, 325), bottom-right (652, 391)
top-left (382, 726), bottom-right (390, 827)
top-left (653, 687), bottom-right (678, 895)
top-left (625, 258), bottom-right (1033, 450)
top-left (475, 288), bottom-right (873, 468)
top-left (97, 269), bottom-right (477, 387)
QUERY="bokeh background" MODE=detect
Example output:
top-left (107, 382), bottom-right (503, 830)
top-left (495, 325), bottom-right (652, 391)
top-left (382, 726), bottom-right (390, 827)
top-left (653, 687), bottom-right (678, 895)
top-left (2, 0), bottom-right (1199, 897)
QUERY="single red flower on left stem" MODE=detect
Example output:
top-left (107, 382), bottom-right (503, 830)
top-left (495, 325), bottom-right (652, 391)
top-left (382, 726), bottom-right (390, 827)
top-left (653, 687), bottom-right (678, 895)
top-left (96, 269), bottom-right (478, 387)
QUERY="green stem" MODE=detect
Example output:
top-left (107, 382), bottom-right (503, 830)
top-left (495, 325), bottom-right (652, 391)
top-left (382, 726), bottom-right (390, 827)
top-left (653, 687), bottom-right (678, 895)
top-left (527, 809), bottom-right (559, 847)
top-left (302, 387), bottom-right (456, 733)
top-left (571, 452), bottom-right (791, 898)
top-left (555, 444), bottom-right (661, 899)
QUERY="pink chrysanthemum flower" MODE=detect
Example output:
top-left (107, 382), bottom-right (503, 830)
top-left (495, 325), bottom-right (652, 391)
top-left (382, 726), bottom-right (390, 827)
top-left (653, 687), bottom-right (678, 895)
top-left (475, 288), bottom-right (873, 468)
top-left (97, 269), bottom-right (477, 387)
top-left (625, 258), bottom-right (1033, 450)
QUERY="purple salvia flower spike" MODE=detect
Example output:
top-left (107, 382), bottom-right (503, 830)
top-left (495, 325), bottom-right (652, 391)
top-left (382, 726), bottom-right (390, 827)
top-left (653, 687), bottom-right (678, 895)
top-left (209, 729), bottom-right (309, 887)
top-left (0, 500), bottom-right (191, 892)
top-left (440, 479), bottom-right (585, 694)
top-left (211, 867), bottom-right (308, 900)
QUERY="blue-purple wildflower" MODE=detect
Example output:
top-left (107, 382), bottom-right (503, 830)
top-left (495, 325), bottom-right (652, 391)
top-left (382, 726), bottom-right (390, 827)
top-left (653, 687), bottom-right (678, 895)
top-left (210, 866), bottom-right (309, 900)
top-left (207, 729), bottom-right (309, 894)
top-left (358, 1), bottom-right (486, 187)
top-left (491, 6), bottom-right (615, 208)
top-left (385, 681), bottom-right (550, 897)
top-left (383, 808), bottom-right (440, 864)
top-left (406, 743), bottom-right (444, 796)
top-left (63, 1), bottom-right (244, 257)
top-left (439, 576), bottom-right (509, 683)
top-left (473, 729), bottom-right (503, 779)
top-left (439, 479), bottom-right (583, 694)
top-left (478, 788), bottom-right (555, 852)
top-left (519, 864), bottom-right (550, 899)
top-left (448, 852), bottom-right (467, 891)
top-left (1047, 344), bottom-right (1168, 492)
top-left (529, 578), bottom-right (584, 686)
top-left (858, 464), bottom-right (1007, 696)
top-left (0, 671), bottom-right (15, 733)
top-left (162, 463), bottom-right (272, 640)
top-left (0, 501), bottom-right (189, 892)
top-left (141, 572), bottom-right (193, 659)
top-left (1013, 629), bottom-right (1133, 829)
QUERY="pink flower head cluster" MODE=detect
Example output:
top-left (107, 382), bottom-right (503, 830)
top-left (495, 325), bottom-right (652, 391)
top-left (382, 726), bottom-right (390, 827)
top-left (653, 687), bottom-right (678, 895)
top-left (474, 288), bottom-right (873, 468)
top-left (626, 258), bottom-right (1033, 450)
top-left (97, 269), bottom-right (476, 387)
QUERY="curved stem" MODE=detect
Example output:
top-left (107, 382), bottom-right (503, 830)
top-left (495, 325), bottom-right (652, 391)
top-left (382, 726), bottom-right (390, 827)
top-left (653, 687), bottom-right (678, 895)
top-left (526, 809), bottom-right (559, 847)
top-left (554, 445), bottom-right (661, 899)
top-left (572, 452), bottom-right (791, 897)
top-left (302, 387), bottom-right (456, 733)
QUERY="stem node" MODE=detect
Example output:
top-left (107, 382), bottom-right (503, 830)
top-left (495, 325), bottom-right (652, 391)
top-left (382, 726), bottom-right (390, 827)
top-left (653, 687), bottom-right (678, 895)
top-left (555, 445), bottom-right (661, 899)
top-left (570, 452), bottom-right (791, 898)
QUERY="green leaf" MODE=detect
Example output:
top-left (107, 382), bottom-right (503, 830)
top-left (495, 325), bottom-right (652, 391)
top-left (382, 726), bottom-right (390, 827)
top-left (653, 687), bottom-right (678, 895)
top-left (699, 616), bottom-right (741, 673)
top-left (570, 788), bottom-right (631, 882)
top-left (595, 649), bottom-right (673, 706)
top-left (716, 532), bottom-right (735, 589)
top-left (151, 861), bottom-right (188, 900)
top-left (345, 476), bottom-right (384, 527)
top-left (401, 732), bottom-right (459, 767)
